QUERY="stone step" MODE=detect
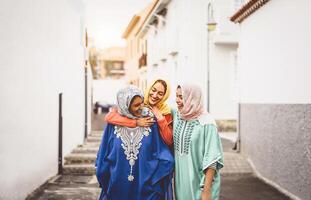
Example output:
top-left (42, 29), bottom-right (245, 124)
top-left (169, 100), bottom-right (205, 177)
top-left (90, 131), bottom-right (103, 136)
top-left (84, 142), bottom-right (101, 147)
top-left (62, 164), bottom-right (96, 175)
top-left (72, 146), bottom-right (99, 154)
top-left (86, 136), bottom-right (101, 143)
top-left (91, 130), bottom-right (103, 134)
top-left (88, 133), bottom-right (103, 137)
top-left (64, 153), bottom-right (96, 164)
top-left (88, 134), bottom-right (103, 139)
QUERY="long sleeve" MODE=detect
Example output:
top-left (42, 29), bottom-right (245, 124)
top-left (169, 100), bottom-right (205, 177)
top-left (147, 123), bottom-right (174, 198)
top-left (96, 124), bottom-right (113, 193)
top-left (105, 110), bottom-right (174, 146)
top-left (104, 109), bottom-right (137, 127)
top-left (157, 114), bottom-right (173, 146)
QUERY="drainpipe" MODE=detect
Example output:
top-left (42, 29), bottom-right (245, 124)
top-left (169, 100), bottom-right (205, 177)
top-left (207, 53), bottom-right (210, 112)
top-left (236, 103), bottom-right (241, 152)
top-left (206, 7), bottom-right (211, 112)
top-left (206, 21), bottom-right (210, 112)
top-left (58, 93), bottom-right (63, 174)
top-left (84, 62), bottom-right (88, 139)
top-left (206, 1), bottom-right (218, 112)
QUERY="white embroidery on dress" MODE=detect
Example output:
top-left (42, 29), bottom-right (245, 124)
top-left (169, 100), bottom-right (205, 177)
top-left (114, 126), bottom-right (151, 181)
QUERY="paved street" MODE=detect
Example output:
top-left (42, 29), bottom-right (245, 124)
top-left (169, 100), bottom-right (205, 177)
top-left (26, 175), bottom-right (100, 200)
top-left (219, 136), bottom-right (291, 200)
top-left (27, 113), bottom-right (292, 200)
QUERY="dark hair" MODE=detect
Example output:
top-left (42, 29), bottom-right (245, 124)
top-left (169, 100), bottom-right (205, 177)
top-left (153, 79), bottom-right (167, 94)
top-left (129, 95), bottom-right (142, 107)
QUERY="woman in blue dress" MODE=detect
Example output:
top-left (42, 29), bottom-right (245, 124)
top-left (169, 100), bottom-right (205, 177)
top-left (96, 85), bottom-right (174, 200)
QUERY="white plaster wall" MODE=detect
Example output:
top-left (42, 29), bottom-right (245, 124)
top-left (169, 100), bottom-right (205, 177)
top-left (213, 0), bottom-right (240, 37)
top-left (147, 0), bottom-right (209, 109)
top-left (0, 0), bottom-right (86, 199)
top-left (210, 44), bottom-right (238, 119)
top-left (92, 79), bottom-right (127, 104)
top-left (207, 0), bottom-right (239, 119)
top-left (238, 0), bottom-right (311, 199)
top-left (238, 0), bottom-right (311, 104)
top-left (147, 0), bottom-right (239, 118)
top-left (124, 58), bottom-right (139, 83)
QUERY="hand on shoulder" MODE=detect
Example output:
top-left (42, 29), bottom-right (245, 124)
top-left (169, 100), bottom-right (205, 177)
top-left (150, 107), bottom-right (164, 120)
top-left (136, 117), bottom-right (155, 127)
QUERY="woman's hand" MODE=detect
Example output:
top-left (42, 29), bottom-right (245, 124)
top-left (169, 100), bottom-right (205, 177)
top-left (201, 189), bottom-right (212, 200)
top-left (150, 106), bottom-right (164, 120)
top-left (136, 117), bottom-right (154, 127)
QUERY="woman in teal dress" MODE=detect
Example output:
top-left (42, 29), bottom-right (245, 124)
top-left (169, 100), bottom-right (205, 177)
top-left (173, 84), bottom-right (224, 200)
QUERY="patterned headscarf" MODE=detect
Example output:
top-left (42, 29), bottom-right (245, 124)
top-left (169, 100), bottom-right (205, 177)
top-left (144, 79), bottom-right (171, 115)
top-left (116, 85), bottom-right (144, 119)
top-left (179, 84), bottom-right (204, 121)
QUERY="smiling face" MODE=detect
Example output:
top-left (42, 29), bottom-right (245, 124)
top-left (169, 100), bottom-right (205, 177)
top-left (176, 86), bottom-right (184, 110)
top-left (148, 81), bottom-right (166, 106)
top-left (129, 96), bottom-right (143, 117)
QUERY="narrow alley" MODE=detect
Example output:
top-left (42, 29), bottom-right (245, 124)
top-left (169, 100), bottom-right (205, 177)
top-left (26, 113), bottom-right (291, 200)
top-left (1, 0), bottom-right (310, 199)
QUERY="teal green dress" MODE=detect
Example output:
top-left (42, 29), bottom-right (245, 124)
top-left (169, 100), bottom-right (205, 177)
top-left (172, 110), bottom-right (224, 200)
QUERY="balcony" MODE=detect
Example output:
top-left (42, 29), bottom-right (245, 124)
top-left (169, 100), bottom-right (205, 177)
top-left (138, 53), bottom-right (147, 68)
top-left (212, 33), bottom-right (239, 45)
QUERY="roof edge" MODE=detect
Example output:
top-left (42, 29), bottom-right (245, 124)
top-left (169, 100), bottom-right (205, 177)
top-left (122, 15), bottom-right (140, 38)
top-left (230, 0), bottom-right (270, 23)
top-left (135, 0), bottom-right (161, 36)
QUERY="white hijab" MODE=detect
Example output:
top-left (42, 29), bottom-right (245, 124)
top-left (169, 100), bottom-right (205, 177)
top-left (116, 85), bottom-right (144, 119)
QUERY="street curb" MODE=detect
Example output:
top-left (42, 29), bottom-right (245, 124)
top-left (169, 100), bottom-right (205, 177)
top-left (221, 172), bottom-right (253, 176)
top-left (25, 175), bottom-right (58, 200)
top-left (248, 159), bottom-right (301, 200)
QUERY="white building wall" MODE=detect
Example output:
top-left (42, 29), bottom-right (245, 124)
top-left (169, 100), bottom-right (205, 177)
top-left (238, 0), bottom-right (311, 104)
top-left (210, 44), bottom-right (238, 119)
top-left (92, 79), bottom-right (127, 104)
top-left (0, 0), bottom-right (86, 199)
top-left (124, 57), bottom-right (139, 84)
top-left (237, 0), bottom-right (311, 199)
top-left (208, 0), bottom-right (240, 119)
top-left (146, 0), bottom-right (239, 118)
top-left (147, 0), bottom-right (209, 108)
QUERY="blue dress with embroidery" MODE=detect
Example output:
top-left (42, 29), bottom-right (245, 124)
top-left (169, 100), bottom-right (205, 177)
top-left (96, 123), bottom-right (174, 200)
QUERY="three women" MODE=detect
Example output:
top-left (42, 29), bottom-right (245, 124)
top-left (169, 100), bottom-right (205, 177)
top-left (96, 80), bottom-right (224, 200)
